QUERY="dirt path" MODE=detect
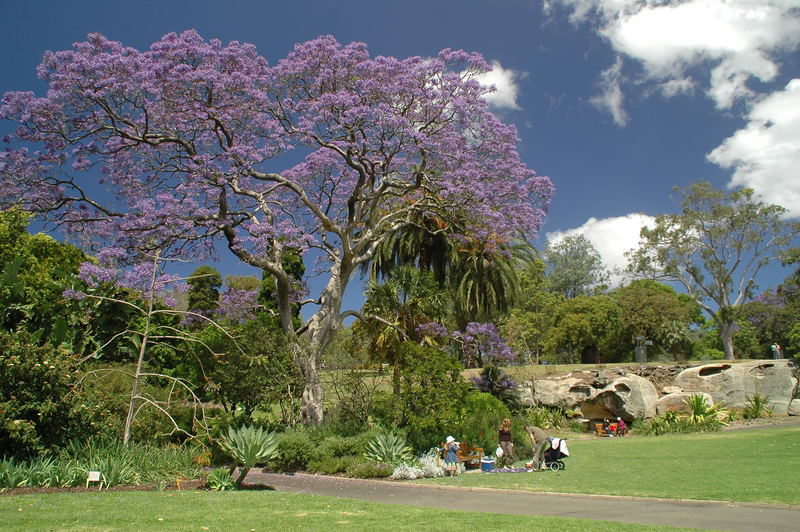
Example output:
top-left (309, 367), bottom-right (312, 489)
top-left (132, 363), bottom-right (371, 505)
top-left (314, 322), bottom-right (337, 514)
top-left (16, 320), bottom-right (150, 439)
top-left (246, 470), bottom-right (799, 531)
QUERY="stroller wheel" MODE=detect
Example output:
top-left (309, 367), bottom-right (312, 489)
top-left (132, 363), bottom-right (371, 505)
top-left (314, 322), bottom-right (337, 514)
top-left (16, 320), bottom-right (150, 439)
top-left (549, 461), bottom-right (561, 472)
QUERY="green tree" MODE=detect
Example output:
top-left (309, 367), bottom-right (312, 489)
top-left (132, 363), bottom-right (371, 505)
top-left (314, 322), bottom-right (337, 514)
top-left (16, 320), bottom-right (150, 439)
top-left (545, 295), bottom-right (621, 363)
top-left (500, 258), bottom-right (562, 365)
top-left (613, 279), bottom-right (701, 360)
top-left (393, 343), bottom-right (469, 451)
top-left (186, 265), bottom-right (222, 315)
top-left (192, 316), bottom-right (303, 422)
top-left (628, 182), bottom-right (800, 360)
top-left (355, 266), bottom-right (447, 394)
top-left (544, 234), bottom-right (609, 299)
top-left (258, 248), bottom-right (305, 330)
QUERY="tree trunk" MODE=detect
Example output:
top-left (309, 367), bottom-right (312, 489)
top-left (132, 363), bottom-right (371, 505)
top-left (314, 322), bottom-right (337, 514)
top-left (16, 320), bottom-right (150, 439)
top-left (719, 320), bottom-right (735, 360)
top-left (295, 262), bottom-right (351, 425)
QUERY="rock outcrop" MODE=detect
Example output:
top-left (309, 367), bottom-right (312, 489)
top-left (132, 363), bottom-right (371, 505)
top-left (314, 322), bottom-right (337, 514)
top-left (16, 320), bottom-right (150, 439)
top-left (672, 360), bottom-right (799, 415)
top-left (518, 369), bottom-right (658, 422)
top-left (518, 359), bottom-right (799, 420)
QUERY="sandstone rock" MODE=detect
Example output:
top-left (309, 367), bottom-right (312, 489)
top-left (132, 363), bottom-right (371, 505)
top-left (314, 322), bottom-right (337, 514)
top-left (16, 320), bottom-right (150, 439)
top-left (673, 360), bottom-right (799, 415)
top-left (579, 374), bottom-right (658, 421)
top-left (656, 392), bottom-right (715, 416)
top-left (520, 370), bottom-right (658, 421)
top-left (662, 385), bottom-right (682, 394)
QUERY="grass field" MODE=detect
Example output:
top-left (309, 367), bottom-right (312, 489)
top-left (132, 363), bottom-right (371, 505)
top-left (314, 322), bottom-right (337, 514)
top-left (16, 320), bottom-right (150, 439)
top-left (0, 490), bottom-right (695, 531)
top-left (2, 423), bottom-right (797, 530)
top-left (420, 425), bottom-right (800, 505)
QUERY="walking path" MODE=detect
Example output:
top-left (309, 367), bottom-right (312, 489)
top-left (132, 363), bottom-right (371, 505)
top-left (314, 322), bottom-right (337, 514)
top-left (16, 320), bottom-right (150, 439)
top-left (247, 469), bottom-right (799, 531)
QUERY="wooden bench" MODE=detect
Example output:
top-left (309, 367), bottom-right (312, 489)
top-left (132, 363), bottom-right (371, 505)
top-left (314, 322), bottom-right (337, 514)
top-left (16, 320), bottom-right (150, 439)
top-left (595, 423), bottom-right (618, 437)
top-left (441, 443), bottom-right (484, 469)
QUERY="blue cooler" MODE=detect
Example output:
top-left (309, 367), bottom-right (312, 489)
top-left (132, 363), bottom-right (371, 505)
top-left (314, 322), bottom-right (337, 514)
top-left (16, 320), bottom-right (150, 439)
top-left (480, 457), bottom-right (495, 472)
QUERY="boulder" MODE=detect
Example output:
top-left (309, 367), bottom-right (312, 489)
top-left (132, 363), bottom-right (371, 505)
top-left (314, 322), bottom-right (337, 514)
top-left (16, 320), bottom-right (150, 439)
top-left (673, 360), bottom-right (799, 415)
top-left (656, 392), bottom-right (715, 416)
top-left (662, 385), bottom-right (682, 395)
top-left (520, 370), bottom-right (658, 421)
top-left (579, 374), bottom-right (658, 421)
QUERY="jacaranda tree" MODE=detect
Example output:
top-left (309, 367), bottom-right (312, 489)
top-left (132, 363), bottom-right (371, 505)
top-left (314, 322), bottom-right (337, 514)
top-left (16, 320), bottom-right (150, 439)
top-left (0, 31), bottom-right (553, 423)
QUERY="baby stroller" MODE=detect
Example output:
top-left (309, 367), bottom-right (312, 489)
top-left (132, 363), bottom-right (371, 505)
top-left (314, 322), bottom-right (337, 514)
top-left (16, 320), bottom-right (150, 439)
top-left (543, 437), bottom-right (569, 471)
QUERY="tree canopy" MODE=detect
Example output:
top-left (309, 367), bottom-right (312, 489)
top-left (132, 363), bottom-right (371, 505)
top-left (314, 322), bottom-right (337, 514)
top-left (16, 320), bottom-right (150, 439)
top-left (628, 182), bottom-right (799, 360)
top-left (0, 31), bottom-right (553, 423)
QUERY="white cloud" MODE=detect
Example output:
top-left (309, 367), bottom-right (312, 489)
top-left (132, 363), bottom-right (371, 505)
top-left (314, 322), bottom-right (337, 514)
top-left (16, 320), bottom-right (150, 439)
top-left (475, 61), bottom-right (524, 110)
top-left (591, 56), bottom-right (629, 126)
top-left (551, 0), bottom-right (800, 110)
top-left (707, 79), bottom-right (800, 218)
top-left (546, 213), bottom-right (656, 286)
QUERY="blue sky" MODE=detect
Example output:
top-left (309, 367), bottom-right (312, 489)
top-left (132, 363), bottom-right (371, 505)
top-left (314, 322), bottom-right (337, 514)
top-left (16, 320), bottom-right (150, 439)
top-left (1, 0), bottom-right (798, 311)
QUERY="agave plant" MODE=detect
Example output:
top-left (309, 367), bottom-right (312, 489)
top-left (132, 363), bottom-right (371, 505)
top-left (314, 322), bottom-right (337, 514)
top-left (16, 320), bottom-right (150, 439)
top-left (219, 424), bottom-right (278, 486)
top-left (364, 433), bottom-right (413, 465)
top-left (206, 468), bottom-right (235, 491)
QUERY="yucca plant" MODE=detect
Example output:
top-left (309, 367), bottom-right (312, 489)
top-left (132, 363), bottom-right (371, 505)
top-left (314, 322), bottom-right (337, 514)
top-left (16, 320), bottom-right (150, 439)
top-left (363, 433), bottom-right (413, 465)
top-left (743, 393), bottom-right (773, 420)
top-left (683, 394), bottom-right (727, 426)
top-left (219, 424), bottom-right (278, 487)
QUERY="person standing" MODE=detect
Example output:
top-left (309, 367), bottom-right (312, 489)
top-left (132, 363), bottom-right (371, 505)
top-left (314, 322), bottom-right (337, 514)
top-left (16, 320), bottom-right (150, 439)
top-left (524, 425), bottom-right (550, 470)
top-left (498, 418), bottom-right (514, 468)
top-left (443, 436), bottom-right (460, 476)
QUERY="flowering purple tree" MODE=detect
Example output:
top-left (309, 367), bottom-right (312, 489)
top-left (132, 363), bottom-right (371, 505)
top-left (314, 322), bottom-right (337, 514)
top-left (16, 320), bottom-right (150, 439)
top-left (0, 31), bottom-right (552, 423)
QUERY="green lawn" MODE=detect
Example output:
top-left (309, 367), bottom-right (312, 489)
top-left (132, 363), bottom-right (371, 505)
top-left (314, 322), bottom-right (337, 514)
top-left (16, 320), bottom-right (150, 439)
top-left (0, 491), bottom-right (695, 531)
top-left (419, 425), bottom-right (800, 505)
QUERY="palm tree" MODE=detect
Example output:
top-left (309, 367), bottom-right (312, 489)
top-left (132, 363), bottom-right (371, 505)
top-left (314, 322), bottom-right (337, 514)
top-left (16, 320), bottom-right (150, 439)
top-left (356, 265), bottom-right (447, 394)
top-left (364, 213), bottom-right (529, 331)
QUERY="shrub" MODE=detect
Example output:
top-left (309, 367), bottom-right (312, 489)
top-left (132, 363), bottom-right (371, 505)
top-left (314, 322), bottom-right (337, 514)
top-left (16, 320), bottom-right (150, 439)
top-left (206, 468), bottom-right (235, 491)
top-left (0, 331), bottom-right (112, 458)
top-left (272, 430), bottom-right (317, 472)
top-left (306, 455), bottom-right (358, 475)
top-left (317, 434), bottom-right (369, 459)
top-left (363, 433), bottom-right (413, 465)
top-left (390, 463), bottom-right (425, 480)
top-left (0, 439), bottom-right (200, 489)
top-left (393, 343), bottom-right (470, 451)
top-left (346, 458), bottom-right (393, 478)
top-left (453, 392), bottom-right (511, 451)
top-left (470, 365), bottom-right (521, 410)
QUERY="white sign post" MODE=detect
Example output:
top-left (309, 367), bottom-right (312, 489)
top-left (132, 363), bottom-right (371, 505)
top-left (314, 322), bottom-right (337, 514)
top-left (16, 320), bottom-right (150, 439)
top-left (86, 471), bottom-right (101, 489)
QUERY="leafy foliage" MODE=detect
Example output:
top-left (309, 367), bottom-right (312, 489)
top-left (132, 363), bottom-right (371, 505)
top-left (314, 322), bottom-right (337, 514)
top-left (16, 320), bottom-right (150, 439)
top-left (0, 330), bottom-right (113, 458)
top-left (186, 265), bottom-right (222, 316)
top-left (206, 468), bottom-right (235, 491)
top-left (682, 394), bottom-right (727, 426)
top-left (743, 393), bottom-right (774, 420)
top-left (470, 366), bottom-right (520, 410)
top-left (363, 433), bottom-right (413, 465)
top-left (219, 424), bottom-right (278, 485)
top-left (272, 430), bottom-right (318, 472)
top-left (545, 234), bottom-right (608, 299)
top-left (387, 343), bottom-right (470, 451)
top-left (628, 182), bottom-right (800, 360)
